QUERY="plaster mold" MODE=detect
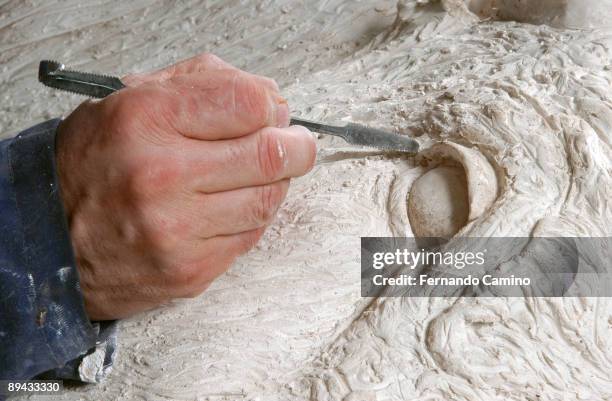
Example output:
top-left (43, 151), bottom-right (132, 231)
top-left (2, 0), bottom-right (610, 400)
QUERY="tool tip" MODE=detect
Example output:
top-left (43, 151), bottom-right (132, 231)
top-left (398, 137), bottom-right (420, 154)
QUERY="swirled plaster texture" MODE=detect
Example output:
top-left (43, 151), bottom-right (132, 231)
top-left (1, 0), bottom-right (610, 400)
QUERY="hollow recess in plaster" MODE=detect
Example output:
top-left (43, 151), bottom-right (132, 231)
top-left (407, 165), bottom-right (469, 239)
top-left (407, 142), bottom-right (498, 242)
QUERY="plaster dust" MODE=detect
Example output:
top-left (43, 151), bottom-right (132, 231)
top-left (2, 0), bottom-right (611, 400)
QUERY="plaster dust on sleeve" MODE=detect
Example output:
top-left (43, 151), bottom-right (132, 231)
top-left (2, 0), bottom-right (611, 400)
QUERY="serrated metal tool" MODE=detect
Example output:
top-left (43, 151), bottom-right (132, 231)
top-left (38, 60), bottom-right (419, 153)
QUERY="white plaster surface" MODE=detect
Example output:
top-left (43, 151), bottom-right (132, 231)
top-left (1, 0), bottom-right (611, 400)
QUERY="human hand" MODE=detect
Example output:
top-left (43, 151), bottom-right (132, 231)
top-left (56, 54), bottom-right (316, 320)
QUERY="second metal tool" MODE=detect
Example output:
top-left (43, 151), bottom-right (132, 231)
top-left (38, 60), bottom-right (419, 153)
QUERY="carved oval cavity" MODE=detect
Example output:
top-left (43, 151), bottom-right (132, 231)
top-left (408, 166), bottom-right (469, 238)
top-left (408, 142), bottom-right (498, 239)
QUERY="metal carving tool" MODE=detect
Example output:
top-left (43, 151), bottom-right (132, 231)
top-left (38, 60), bottom-right (419, 153)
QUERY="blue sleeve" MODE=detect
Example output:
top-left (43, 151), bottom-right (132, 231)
top-left (0, 119), bottom-right (117, 383)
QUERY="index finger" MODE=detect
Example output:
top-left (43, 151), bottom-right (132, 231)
top-left (123, 53), bottom-right (279, 92)
top-left (122, 53), bottom-right (237, 86)
top-left (144, 69), bottom-right (290, 140)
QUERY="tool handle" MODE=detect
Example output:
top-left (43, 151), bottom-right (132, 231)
top-left (38, 60), bottom-right (125, 98)
top-left (56, 70), bottom-right (125, 97)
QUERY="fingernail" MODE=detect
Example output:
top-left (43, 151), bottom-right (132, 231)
top-left (275, 98), bottom-right (290, 128)
top-left (285, 125), bottom-right (312, 136)
top-left (286, 125), bottom-right (317, 172)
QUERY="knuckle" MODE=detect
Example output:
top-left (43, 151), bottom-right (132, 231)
top-left (248, 75), bottom-right (279, 93)
top-left (109, 86), bottom-right (178, 136)
top-left (257, 128), bottom-right (286, 181)
top-left (197, 53), bottom-right (223, 67)
top-left (253, 183), bottom-right (284, 224)
top-left (233, 72), bottom-right (270, 126)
